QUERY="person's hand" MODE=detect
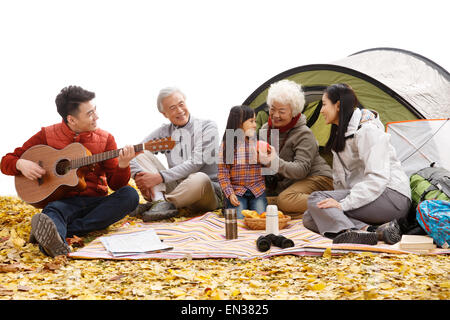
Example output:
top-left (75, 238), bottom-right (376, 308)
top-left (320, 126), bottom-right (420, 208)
top-left (317, 198), bottom-right (342, 210)
top-left (141, 186), bottom-right (155, 202)
top-left (134, 172), bottom-right (163, 200)
top-left (229, 193), bottom-right (240, 207)
top-left (16, 159), bottom-right (46, 181)
top-left (118, 145), bottom-right (136, 168)
top-left (258, 145), bottom-right (276, 165)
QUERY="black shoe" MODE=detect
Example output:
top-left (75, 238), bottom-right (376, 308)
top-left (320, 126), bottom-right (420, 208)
top-left (31, 213), bottom-right (71, 257)
top-left (332, 229), bottom-right (378, 245)
top-left (141, 201), bottom-right (178, 222)
top-left (376, 220), bottom-right (402, 244)
top-left (129, 202), bottom-right (154, 218)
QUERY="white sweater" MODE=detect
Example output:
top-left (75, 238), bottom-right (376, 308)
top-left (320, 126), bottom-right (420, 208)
top-left (332, 108), bottom-right (411, 211)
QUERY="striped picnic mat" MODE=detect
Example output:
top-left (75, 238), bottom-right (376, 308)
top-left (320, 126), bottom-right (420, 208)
top-left (68, 212), bottom-right (450, 260)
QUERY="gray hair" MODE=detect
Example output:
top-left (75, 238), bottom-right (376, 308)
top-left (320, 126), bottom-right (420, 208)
top-left (157, 87), bottom-right (185, 112)
top-left (267, 79), bottom-right (305, 117)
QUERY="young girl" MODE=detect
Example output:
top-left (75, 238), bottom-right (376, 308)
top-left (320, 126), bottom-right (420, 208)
top-left (218, 105), bottom-right (268, 219)
top-left (303, 83), bottom-right (412, 245)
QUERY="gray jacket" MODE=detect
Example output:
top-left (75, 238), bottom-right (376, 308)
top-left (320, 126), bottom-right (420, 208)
top-left (333, 108), bottom-right (411, 211)
top-left (261, 114), bottom-right (333, 192)
top-left (130, 116), bottom-right (219, 183)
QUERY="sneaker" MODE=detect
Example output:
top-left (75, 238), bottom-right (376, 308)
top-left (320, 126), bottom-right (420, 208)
top-left (128, 202), bottom-right (154, 218)
top-left (141, 200), bottom-right (179, 222)
top-left (332, 229), bottom-right (378, 245)
top-left (376, 220), bottom-right (402, 244)
top-left (31, 213), bottom-right (71, 257)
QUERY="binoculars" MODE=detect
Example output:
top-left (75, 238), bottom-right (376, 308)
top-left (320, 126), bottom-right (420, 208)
top-left (256, 234), bottom-right (294, 252)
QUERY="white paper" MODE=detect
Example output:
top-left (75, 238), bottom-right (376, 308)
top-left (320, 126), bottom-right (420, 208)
top-left (100, 229), bottom-right (172, 257)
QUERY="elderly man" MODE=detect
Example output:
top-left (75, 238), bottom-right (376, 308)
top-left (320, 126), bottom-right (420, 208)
top-left (130, 87), bottom-right (223, 221)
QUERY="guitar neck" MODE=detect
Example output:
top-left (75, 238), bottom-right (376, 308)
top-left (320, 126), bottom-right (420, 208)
top-left (69, 138), bottom-right (175, 169)
top-left (70, 144), bottom-right (143, 169)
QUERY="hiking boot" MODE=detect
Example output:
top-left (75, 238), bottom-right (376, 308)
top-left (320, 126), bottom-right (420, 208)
top-left (332, 229), bottom-right (378, 245)
top-left (141, 200), bottom-right (179, 222)
top-left (376, 220), bottom-right (402, 244)
top-left (31, 213), bottom-right (71, 257)
top-left (128, 202), bottom-right (154, 218)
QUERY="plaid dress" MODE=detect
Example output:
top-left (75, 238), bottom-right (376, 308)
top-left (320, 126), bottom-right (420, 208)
top-left (218, 139), bottom-right (265, 199)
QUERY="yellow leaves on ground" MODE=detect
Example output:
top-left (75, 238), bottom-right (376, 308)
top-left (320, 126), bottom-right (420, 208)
top-left (322, 247), bottom-right (332, 259)
top-left (309, 282), bottom-right (326, 291)
top-left (0, 195), bottom-right (449, 300)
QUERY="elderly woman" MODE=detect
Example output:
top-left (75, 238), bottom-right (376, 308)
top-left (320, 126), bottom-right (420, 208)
top-left (259, 79), bottom-right (333, 217)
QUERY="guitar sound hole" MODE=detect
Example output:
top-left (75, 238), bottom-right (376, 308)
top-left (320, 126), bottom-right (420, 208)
top-left (55, 159), bottom-right (71, 176)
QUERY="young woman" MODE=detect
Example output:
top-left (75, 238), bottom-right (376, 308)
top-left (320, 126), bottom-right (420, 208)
top-left (303, 83), bottom-right (412, 245)
top-left (218, 105), bottom-right (268, 219)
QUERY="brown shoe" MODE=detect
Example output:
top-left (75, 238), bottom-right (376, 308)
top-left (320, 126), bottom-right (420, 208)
top-left (31, 213), bottom-right (71, 257)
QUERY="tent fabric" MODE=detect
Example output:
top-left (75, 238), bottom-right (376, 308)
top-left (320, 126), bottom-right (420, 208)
top-left (386, 119), bottom-right (450, 175)
top-left (244, 48), bottom-right (450, 143)
top-left (246, 67), bottom-right (421, 126)
top-left (333, 48), bottom-right (450, 119)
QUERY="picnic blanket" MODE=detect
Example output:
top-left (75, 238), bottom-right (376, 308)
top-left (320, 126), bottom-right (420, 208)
top-left (68, 212), bottom-right (450, 260)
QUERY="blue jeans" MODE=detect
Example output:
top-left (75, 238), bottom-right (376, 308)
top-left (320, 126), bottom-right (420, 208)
top-left (225, 189), bottom-right (268, 219)
top-left (42, 186), bottom-right (139, 242)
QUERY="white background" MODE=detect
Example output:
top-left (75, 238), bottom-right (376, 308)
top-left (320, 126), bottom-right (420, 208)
top-left (1, 0), bottom-right (449, 196)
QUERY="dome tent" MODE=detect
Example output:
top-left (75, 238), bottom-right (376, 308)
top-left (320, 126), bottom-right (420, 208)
top-left (244, 47), bottom-right (450, 156)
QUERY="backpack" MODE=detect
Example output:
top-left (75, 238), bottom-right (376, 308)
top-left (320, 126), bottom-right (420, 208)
top-left (409, 166), bottom-right (450, 209)
top-left (416, 200), bottom-right (450, 248)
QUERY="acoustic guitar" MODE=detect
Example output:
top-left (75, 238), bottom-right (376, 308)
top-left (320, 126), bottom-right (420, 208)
top-left (15, 137), bottom-right (175, 208)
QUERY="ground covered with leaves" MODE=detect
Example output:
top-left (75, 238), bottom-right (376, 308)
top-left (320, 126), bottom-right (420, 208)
top-left (1, 195), bottom-right (449, 300)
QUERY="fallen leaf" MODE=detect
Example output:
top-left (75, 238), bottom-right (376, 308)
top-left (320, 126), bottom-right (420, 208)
top-left (310, 282), bottom-right (326, 291)
top-left (0, 287), bottom-right (14, 296)
top-left (109, 274), bottom-right (126, 281)
top-left (231, 289), bottom-right (240, 297)
top-left (44, 255), bottom-right (68, 271)
top-left (323, 247), bottom-right (332, 258)
top-left (364, 289), bottom-right (379, 300)
top-left (204, 287), bottom-right (212, 296)
top-left (66, 235), bottom-right (84, 248)
top-left (17, 285), bottom-right (32, 292)
top-left (0, 263), bottom-right (21, 273)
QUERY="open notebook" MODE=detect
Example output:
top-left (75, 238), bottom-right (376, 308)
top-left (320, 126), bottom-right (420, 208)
top-left (100, 229), bottom-right (173, 257)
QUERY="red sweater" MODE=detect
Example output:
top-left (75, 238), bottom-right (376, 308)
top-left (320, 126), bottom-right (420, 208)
top-left (1, 121), bottom-right (131, 198)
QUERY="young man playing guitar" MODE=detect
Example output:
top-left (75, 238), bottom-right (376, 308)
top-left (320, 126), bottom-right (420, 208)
top-left (1, 85), bottom-right (140, 257)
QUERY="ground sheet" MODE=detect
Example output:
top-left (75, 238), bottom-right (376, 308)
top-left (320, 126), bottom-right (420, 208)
top-left (68, 212), bottom-right (450, 260)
